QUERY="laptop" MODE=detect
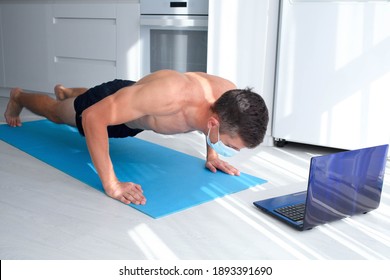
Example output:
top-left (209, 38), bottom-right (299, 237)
top-left (253, 144), bottom-right (389, 231)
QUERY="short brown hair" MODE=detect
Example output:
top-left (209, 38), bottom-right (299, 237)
top-left (212, 88), bottom-right (269, 148)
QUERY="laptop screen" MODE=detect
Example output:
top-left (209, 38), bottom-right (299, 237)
top-left (303, 144), bottom-right (388, 230)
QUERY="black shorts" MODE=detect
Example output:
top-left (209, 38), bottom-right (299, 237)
top-left (73, 79), bottom-right (144, 138)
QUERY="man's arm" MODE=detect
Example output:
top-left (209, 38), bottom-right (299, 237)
top-left (81, 87), bottom-right (147, 205)
top-left (80, 81), bottom-right (180, 204)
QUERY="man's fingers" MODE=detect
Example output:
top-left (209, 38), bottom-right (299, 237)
top-left (222, 163), bottom-right (240, 176)
top-left (121, 192), bottom-right (145, 205)
top-left (120, 196), bottom-right (132, 205)
top-left (119, 183), bottom-right (146, 205)
top-left (222, 165), bottom-right (235, 175)
top-left (206, 162), bottom-right (217, 173)
top-left (215, 161), bottom-right (234, 175)
top-left (206, 160), bottom-right (240, 176)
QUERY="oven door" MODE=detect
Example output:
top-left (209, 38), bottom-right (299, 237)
top-left (140, 15), bottom-right (208, 76)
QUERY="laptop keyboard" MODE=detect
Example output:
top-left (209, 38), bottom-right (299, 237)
top-left (275, 203), bottom-right (306, 222)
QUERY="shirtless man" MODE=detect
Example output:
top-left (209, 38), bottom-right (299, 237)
top-left (4, 70), bottom-right (269, 205)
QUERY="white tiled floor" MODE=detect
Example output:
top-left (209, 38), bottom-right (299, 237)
top-left (1, 96), bottom-right (390, 260)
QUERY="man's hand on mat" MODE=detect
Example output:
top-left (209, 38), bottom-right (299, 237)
top-left (206, 156), bottom-right (240, 176)
top-left (105, 181), bottom-right (147, 205)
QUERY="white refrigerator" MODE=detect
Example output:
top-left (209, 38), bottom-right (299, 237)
top-left (272, 0), bottom-right (390, 150)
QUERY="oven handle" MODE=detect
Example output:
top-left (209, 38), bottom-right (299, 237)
top-left (140, 15), bottom-right (208, 27)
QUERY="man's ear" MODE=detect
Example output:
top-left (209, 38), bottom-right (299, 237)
top-left (207, 116), bottom-right (220, 129)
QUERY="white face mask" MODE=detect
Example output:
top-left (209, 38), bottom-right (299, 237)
top-left (206, 127), bottom-right (239, 157)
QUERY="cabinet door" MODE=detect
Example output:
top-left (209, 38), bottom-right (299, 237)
top-left (51, 4), bottom-right (117, 87)
top-left (1, 4), bottom-right (53, 92)
top-left (51, 3), bottom-right (140, 87)
top-left (273, 0), bottom-right (390, 149)
top-left (0, 3), bottom-right (140, 92)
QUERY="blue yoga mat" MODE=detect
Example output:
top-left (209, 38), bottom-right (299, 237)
top-left (0, 120), bottom-right (266, 218)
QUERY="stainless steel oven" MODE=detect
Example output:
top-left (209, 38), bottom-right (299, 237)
top-left (140, 0), bottom-right (209, 76)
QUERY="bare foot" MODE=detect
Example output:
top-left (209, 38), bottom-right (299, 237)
top-left (54, 84), bottom-right (67, 100)
top-left (4, 88), bottom-right (23, 127)
top-left (54, 84), bottom-right (87, 100)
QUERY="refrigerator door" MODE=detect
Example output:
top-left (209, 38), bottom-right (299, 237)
top-left (273, 0), bottom-right (390, 150)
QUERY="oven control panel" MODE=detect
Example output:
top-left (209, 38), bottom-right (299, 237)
top-left (140, 0), bottom-right (209, 15)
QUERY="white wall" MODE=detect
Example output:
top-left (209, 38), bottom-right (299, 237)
top-left (207, 0), bottom-right (280, 146)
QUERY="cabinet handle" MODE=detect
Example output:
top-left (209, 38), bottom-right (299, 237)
top-left (170, 2), bottom-right (187, 8)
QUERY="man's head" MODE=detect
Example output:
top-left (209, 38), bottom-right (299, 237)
top-left (211, 88), bottom-right (269, 149)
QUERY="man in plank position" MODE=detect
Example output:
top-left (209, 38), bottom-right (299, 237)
top-left (4, 70), bottom-right (269, 205)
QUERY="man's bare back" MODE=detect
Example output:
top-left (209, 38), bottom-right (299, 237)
top-left (116, 70), bottom-right (237, 134)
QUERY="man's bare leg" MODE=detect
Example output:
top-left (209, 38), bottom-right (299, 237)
top-left (54, 84), bottom-right (88, 100)
top-left (4, 88), bottom-right (76, 127)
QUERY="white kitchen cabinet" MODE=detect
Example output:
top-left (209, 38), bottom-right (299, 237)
top-left (0, 4), bottom-right (53, 92)
top-left (0, 2), bottom-right (140, 94)
top-left (51, 4), bottom-right (118, 88)
top-left (207, 0), bottom-right (280, 146)
top-left (51, 3), bottom-right (140, 88)
top-left (273, 0), bottom-right (390, 150)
